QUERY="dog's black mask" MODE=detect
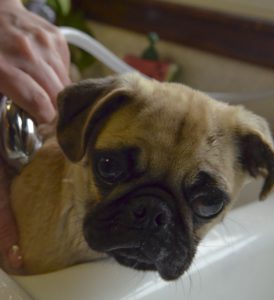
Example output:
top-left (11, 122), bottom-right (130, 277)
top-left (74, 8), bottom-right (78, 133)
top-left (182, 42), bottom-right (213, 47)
top-left (83, 186), bottom-right (195, 281)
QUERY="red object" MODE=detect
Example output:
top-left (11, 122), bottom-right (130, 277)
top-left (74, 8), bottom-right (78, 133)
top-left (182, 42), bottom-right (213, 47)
top-left (124, 55), bottom-right (171, 81)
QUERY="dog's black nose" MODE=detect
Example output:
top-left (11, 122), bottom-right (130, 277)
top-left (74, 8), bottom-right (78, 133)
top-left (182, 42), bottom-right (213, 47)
top-left (129, 196), bottom-right (172, 231)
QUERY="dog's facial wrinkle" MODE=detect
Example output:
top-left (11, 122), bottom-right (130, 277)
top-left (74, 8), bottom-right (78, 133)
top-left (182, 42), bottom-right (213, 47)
top-left (184, 171), bottom-right (230, 226)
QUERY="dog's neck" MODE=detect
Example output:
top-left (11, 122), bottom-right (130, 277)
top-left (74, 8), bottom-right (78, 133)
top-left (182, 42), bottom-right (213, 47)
top-left (10, 138), bottom-right (101, 274)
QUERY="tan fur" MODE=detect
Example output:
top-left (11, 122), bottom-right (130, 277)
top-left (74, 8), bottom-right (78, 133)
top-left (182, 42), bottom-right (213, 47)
top-left (10, 140), bottom-right (104, 274)
top-left (9, 73), bottom-right (274, 275)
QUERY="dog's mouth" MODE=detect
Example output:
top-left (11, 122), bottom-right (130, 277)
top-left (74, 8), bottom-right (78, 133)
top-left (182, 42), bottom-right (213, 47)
top-left (83, 186), bottom-right (195, 281)
top-left (108, 241), bottom-right (191, 281)
top-left (84, 221), bottom-right (194, 281)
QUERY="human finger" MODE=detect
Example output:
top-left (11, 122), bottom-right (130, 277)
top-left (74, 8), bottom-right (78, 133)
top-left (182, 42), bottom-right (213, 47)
top-left (0, 64), bottom-right (56, 123)
top-left (33, 28), bottom-right (71, 85)
top-left (19, 57), bottom-right (64, 107)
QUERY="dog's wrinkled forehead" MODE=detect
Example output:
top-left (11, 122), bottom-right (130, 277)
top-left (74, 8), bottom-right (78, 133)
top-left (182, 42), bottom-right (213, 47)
top-left (96, 74), bottom-right (236, 178)
top-left (98, 74), bottom-right (212, 144)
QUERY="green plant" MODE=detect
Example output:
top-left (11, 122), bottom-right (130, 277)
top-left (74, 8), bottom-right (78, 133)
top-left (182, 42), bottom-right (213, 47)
top-left (47, 0), bottom-right (95, 71)
top-left (47, 0), bottom-right (70, 17)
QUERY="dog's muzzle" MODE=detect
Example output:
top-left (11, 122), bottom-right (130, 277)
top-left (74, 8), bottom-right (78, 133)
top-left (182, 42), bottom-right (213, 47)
top-left (118, 187), bottom-right (174, 232)
top-left (83, 186), bottom-right (194, 280)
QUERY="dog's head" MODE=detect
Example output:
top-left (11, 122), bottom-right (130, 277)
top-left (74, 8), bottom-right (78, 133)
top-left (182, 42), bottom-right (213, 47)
top-left (56, 73), bottom-right (274, 281)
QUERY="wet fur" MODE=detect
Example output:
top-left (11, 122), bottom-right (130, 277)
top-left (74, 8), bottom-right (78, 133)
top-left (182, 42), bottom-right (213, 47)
top-left (8, 73), bottom-right (274, 276)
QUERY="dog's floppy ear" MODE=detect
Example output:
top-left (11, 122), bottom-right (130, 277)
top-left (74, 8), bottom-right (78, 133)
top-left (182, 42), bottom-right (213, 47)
top-left (57, 76), bottom-right (130, 162)
top-left (236, 108), bottom-right (274, 200)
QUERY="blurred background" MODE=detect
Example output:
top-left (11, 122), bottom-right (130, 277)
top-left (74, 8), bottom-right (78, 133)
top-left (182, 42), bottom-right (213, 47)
top-left (24, 0), bottom-right (274, 128)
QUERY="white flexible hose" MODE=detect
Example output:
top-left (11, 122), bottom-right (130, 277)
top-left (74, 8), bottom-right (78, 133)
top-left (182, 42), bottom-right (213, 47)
top-left (60, 27), bottom-right (136, 74)
top-left (60, 26), bottom-right (274, 104)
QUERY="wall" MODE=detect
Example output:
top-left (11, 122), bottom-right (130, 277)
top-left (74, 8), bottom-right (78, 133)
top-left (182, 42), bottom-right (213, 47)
top-left (84, 21), bottom-right (274, 129)
top-left (159, 0), bottom-right (274, 21)
top-left (89, 21), bottom-right (274, 93)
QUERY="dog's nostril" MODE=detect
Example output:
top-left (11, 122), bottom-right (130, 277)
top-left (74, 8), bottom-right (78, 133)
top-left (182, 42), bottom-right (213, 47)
top-left (133, 206), bottom-right (147, 220)
top-left (129, 196), bottom-right (171, 230)
top-left (154, 213), bottom-right (165, 226)
top-left (132, 205), bottom-right (167, 229)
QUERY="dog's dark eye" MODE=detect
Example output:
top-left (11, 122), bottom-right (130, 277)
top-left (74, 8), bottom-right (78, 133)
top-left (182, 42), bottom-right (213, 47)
top-left (190, 193), bottom-right (225, 218)
top-left (94, 147), bottom-right (140, 185)
top-left (96, 155), bottom-right (128, 184)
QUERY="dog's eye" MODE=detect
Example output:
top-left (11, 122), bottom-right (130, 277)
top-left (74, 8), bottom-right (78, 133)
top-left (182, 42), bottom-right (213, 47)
top-left (185, 172), bottom-right (228, 219)
top-left (96, 155), bottom-right (128, 184)
top-left (190, 193), bottom-right (225, 218)
top-left (93, 147), bottom-right (140, 186)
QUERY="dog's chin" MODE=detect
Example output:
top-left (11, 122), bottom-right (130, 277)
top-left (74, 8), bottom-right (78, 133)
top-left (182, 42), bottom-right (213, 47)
top-left (84, 220), bottom-right (194, 280)
top-left (108, 247), bottom-right (190, 281)
top-left (110, 249), bottom-right (155, 271)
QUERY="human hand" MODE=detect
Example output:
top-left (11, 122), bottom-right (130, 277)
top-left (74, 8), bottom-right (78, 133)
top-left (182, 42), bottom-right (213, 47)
top-left (0, 0), bottom-right (71, 124)
top-left (0, 0), bottom-right (71, 272)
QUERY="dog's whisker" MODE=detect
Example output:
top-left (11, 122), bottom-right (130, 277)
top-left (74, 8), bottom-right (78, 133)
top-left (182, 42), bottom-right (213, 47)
top-left (197, 242), bottom-right (222, 248)
top-left (185, 269), bottom-right (193, 298)
top-left (176, 273), bottom-right (187, 298)
top-left (188, 260), bottom-right (202, 292)
top-left (223, 216), bottom-right (249, 235)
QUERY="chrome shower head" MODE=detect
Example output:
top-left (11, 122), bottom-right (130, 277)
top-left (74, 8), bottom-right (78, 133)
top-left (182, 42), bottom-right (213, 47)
top-left (0, 96), bottom-right (42, 171)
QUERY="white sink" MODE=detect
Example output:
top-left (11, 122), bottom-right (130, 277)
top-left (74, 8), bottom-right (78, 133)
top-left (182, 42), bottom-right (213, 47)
top-left (0, 268), bottom-right (32, 300)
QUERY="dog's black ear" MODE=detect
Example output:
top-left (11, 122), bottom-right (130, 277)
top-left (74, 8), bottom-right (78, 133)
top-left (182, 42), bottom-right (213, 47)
top-left (57, 76), bottom-right (130, 162)
top-left (236, 109), bottom-right (274, 200)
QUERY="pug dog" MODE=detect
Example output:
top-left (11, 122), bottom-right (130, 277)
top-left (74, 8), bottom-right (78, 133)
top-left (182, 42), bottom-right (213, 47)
top-left (9, 73), bottom-right (274, 280)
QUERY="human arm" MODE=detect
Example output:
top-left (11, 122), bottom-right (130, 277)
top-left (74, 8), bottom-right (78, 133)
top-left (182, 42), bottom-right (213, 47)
top-left (0, 0), bottom-right (71, 271)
